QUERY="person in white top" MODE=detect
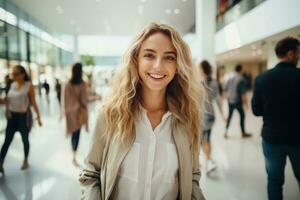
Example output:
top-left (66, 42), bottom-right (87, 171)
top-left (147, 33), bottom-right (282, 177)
top-left (80, 23), bottom-right (206, 200)
top-left (0, 65), bottom-right (42, 175)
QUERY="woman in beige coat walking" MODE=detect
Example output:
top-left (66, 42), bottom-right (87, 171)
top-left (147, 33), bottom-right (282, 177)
top-left (63, 62), bottom-right (88, 166)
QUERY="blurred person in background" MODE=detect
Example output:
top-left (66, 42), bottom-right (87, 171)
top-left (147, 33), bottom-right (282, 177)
top-left (42, 80), bottom-right (50, 104)
top-left (55, 78), bottom-right (61, 104)
top-left (200, 60), bottom-right (225, 175)
top-left (242, 72), bottom-right (252, 91)
top-left (79, 23), bottom-right (206, 200)
top-left (0, 65), bottom-right (42, 174)
top-left (62, 62), bottom-right (88, 167)
top-left (216, 66), bottom-right (225, 99)
top-left (224, 64), bottom-right (251, 139)
top-left (252, 37), bottom-right (300, 200)
top-left (4, 74), bottom-right (13, 96)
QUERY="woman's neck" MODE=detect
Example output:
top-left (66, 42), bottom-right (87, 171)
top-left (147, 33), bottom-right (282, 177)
top-left (141, 88), bottom-right (167, 112)
top-left (15, 79), bottom-right (25, 86)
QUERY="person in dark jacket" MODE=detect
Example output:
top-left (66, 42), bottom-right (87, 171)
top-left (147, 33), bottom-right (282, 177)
top-left (251, 37), bottom-right (300, 200)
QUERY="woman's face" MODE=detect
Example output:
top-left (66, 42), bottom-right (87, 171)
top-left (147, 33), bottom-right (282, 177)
top-left (137, 32), bottom-right (177, 93)
top-left (11, 67), bottom-right (24, 81)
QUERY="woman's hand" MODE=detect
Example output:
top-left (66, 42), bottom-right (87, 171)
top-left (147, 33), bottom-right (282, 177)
top-left (36, 116), bottom-right (42, 126)
top-left (0, 98), bottom-right (6, 105)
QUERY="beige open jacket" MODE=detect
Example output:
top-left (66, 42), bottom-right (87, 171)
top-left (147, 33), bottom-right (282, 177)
top-left (79, 112), bottom-right (206, 200)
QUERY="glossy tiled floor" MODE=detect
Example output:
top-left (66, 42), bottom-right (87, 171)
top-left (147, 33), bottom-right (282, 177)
top-left (0, 93), bottom-right (299, 200)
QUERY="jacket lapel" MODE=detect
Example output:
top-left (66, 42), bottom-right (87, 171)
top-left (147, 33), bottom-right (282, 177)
top-left (172, 120), bottom-right (192, 200)
top-left (104, 135), bottom-right (135, 200)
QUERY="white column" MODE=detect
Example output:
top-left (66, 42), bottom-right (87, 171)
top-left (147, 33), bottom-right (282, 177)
top-left (194, 0), bottom-right (217, 66)
top-left (266, 40), bottom-right (278, 69)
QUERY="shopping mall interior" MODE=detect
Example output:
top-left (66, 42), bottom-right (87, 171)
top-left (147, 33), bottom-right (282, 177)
top-left (0, 0), bottom-right (299, 199)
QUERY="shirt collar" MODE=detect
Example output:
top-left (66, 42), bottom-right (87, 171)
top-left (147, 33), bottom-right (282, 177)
top-left (138, 104), bottom-right (172, 122)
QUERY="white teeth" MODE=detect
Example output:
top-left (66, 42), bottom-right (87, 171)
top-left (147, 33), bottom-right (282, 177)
top-left (149, 73), bottom-right (165, 79)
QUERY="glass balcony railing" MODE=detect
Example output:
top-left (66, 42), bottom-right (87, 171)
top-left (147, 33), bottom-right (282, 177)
top-left (216, 0), bottom-right (266, 31)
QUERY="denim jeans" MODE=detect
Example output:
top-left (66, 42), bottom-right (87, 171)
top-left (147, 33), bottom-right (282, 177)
top-left (0, 112), bottom-right (30, 161)
top-left (262, 139), bottom-right (300, 200)
top-left (226, 103), bottom-right (245, 133)
top-left (71, 129), bottom-right (81, 151)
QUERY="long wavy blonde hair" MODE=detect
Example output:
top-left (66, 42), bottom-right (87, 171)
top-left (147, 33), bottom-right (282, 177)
top-left (103, 23), bottom-right (205, 155)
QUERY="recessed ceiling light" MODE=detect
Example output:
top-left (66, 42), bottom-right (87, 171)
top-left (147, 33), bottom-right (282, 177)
top-left (174, 9), bottom-right (180, 14)
top-left (56, 5), bottom-right (64, 14)
top-left (182, 0), bottom-right (187, 2)
top-left (96, 0), bottom-right (101, 2)
top-left (165, 9), bottom-right (171, 14)
top-left (141, 0), bottom-right (146, 3)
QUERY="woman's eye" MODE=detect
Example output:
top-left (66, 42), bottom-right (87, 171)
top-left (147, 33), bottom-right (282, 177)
top-left (144, 54), bottom-right (155, 59)
top-left (166, 55), bottom-right (176, 61)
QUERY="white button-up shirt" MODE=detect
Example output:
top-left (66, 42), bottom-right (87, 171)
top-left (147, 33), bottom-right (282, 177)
top-left (111, 108), bottom-right (179, 200)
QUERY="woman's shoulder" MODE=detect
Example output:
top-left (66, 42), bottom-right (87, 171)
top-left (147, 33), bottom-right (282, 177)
top-left (24, 81), bottom-right (32, 89)
top-left (95, 107), bottom-right (106, 126)
top-left (80, 81), bottom-right (88, 88)
top-left (63, 81), bottom-right (72, 91)
top-left (94, 107), bottom-right (108, 137)
top-left (72, 81), bottom-right (87, 88)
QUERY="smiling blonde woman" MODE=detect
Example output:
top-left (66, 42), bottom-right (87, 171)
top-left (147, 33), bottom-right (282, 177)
top-left (79, 23), bottom-right (206, 200)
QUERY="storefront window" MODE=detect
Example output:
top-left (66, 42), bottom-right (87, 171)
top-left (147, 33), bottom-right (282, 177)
top-left (47, 44), bottom-right (58, 66)
top-left (29, 34), bottom-right (37, 63)
top-left (35, 37), bottom-right (44, 65)
top-left (0, 20), bottom-right (6, 58)
top-left (61, 49), bottom-right (73, 66)
top-left (0, 58), bottom-right (7, 85)
top-left (29, 62), bottom-right (39, 86)
top-left (19, 28), bottom-right (27, 61)
top-left (7, 23), bottom-right (19, 60)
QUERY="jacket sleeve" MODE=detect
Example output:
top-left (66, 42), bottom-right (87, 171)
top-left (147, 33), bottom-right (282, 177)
top-left (191, 150), bottom-right (206, 200)
top-left (79, 111), bottom-right (106, 200)
top-left (80, 83), bottom-right (88, 108)
top-left (251, 76), bottom-right (263, 116)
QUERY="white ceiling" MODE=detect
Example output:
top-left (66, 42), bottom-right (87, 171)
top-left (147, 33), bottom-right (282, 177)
top-left (11, 0), bottom-right (195, 36)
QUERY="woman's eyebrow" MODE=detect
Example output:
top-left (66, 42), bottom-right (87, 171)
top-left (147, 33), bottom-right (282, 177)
top-left (143, 49), bottom-right (156, 53)
top-left (164, 51), bottom-right (176, 56)
top-left (143, 49), bottom-right (176, 55)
